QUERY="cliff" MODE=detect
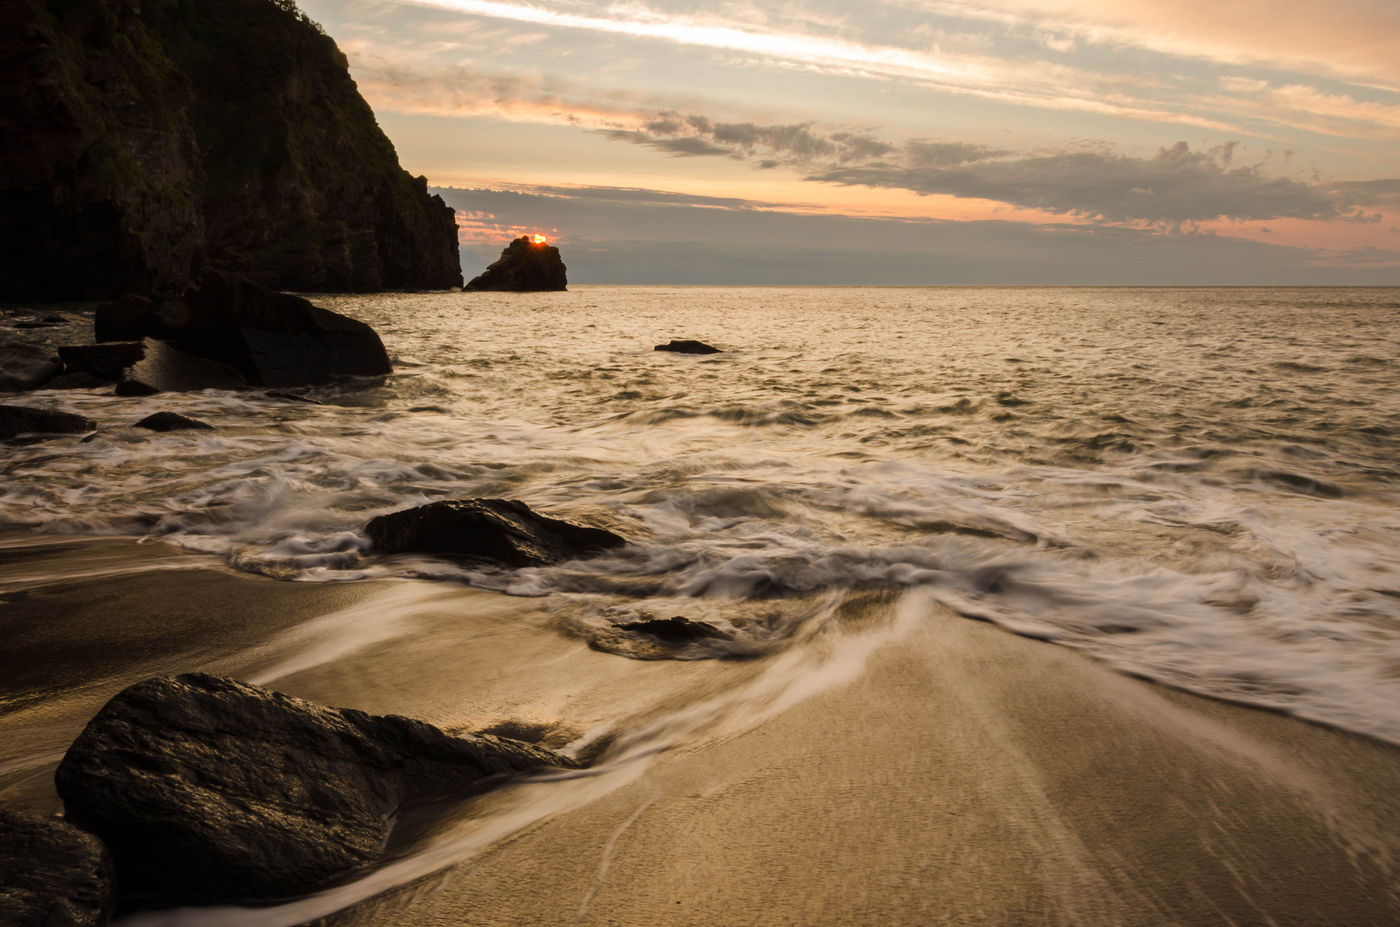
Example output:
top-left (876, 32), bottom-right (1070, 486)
top-left (0, 0), bottom-right (462, 300)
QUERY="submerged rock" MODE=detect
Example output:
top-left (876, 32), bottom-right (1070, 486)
top-left (586, 615), bottom-right (733, 661)
top-left (55, 674), bottom-right (574, 907)
top-left (0, 404), bottom-right (96, 440)
top-left (464, 237), bottom-right (567, 292)
top-left (619, 616), bottom-right (726, 642)
top-left (0, 810), bottom-right (114, 927)
top-left (94, 273), bottom-right (391, 387)
top-left (0, 343), bottom-right (61, 391)
top-left (655, 339), bottom-right (721, 355)
top-left (366, 498), bottom-right (625, 567)
top-left (133, 412), bottom-right (213, 432)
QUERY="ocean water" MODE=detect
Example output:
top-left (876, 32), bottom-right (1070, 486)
top-left (5, 285), bottom-right (1400, 748)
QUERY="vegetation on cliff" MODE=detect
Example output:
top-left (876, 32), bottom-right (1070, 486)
top-left (0, 0), bottom-right (462, 299)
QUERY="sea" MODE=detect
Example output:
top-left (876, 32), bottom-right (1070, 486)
top-left (5, 286), bottom-right (1400, 748)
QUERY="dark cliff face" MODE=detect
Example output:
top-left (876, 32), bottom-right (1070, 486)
top-left (0, 0), bottom-right (463, 300)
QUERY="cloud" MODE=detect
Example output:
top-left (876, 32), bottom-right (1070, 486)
top-left (437, 182), bottom-right (1400, 284)
top-left (810, 141), bottom-right (1372, 224)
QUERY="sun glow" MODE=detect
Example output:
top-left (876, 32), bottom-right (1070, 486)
top-left (532, 234), bottom-right (547, 244)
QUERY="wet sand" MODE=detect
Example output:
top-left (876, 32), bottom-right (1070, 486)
top-left (3, 537), bottom-right (1399, 926)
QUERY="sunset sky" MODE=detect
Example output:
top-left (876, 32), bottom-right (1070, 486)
top-left (299, 0), bottom-right (1400, 283)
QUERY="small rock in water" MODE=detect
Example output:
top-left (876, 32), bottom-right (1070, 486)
top-left (55, 673), bottom-right (576, 907)
top-left (0, 343), bottom-right (61, 391)
top-left (0, 810), bottom-right (114, 927)
top-left (654, 339), bottom-right (721, 355)
top-left (0, 404), bottom-right (96, 440)
top-left (619, 616), bottom-right (726, 642)
top-left (463, 236), bottom-right (567, 292)
top-left (365, 498), bottom-right (626, 567)
top-left (133, 412), bottom-right (213, 432)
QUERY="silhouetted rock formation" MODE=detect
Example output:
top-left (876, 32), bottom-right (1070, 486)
top-left (655, 339), bottom-right (721, 354)
top-left (0, 343), bottom-right (61, 391)
top-left (134, 411), bottom-right (212, 432)
top-left (55, 673), bottom-right (575, 907)
top-left (464, 237), bottom-right (567, 292)
top-left (0, 404), bottom-right (95, 440)
top-left (0, 810), bottom-right (113, 926)
top-left (366, 498), bottom-right (624, 567)
top-left (1, 0), bottom-right (462, 300)
top-left (93, 273), bottom-right (391, 387)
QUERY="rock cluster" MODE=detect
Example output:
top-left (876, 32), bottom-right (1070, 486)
top-left (465, 237), bottom-right (568, 292)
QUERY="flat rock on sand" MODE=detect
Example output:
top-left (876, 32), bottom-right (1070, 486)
top-left (55, 673), bottom-right (576, 906)
top-left (366, 498), bottom-right (625, 567)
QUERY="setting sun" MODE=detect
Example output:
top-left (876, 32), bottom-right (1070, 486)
top-left (532, 234), bottom-right (547, 244)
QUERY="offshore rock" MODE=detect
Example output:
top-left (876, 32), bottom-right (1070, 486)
top-left (133, 411), bottom-right (213, 432)
top-left (0, 810), bottom-right (114, 927)
top-left (1, 0), bottom-right (461, 300)
top-left (54, 674), bottom-right (575, 907)
top-left (0, 404), bottom-right (96, 440)
top-left (655, 339), bottom-right (722, 355)
top-left (96, 273), bottom-right (391, 387)
top-left (0, 342), bottom-right (61, 391)
top-left (366, 498), bottom-right (625, 567)
top-left (464, 237), bottom-right (567, 292)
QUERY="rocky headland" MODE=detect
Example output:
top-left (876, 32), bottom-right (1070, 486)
top-left (464, 236), bottom-right (568, 292)
top-left (1, 0), bottom-right (462, 299)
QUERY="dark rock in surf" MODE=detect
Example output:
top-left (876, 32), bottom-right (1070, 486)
top-left (60, 338), bottom-right (245, 394)
top-left (95, 273), bottom-right (391, 387)
top-left (0, 405), bottom-right (96, 440)
top-left (655, 339), bottom-right (721, 355)
top-left (0, 343), bottom-right (61, 391)
top-left (133, 411), bottom-right (213, 432)
top-left (0, 810), bottom-right (114, 927)
top-left (365, 498), bottom-right (625, 567)
top-left (620, 616), bottom-right (726, 643)
top-left (464, 237), bottom-right (567, 292)
top-left (54, 673), bottom-right (575, 907)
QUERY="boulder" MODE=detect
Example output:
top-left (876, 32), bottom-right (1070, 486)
top-left (0, 343), bottom-right (61, 391)
top-left (0, 811), bottom-right (114, 927)
top-left (365, 498), bottom-right (625, 567)
top-left (464, 237), bottom-right (567, 292)
top-left (55, 674), bottom-right (575, 907)
top-left (0, 405), bottom-right (96, 440)
top-left (133, 412), bottom-right (213, 432)
top-left (94, 273), bottom-right (391, 387)
top-left (59, 338), bottom-right (245, 394)
top-left (655, 339), bottom-right (721, 355)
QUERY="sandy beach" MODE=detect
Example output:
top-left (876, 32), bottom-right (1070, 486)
top-left (4, 535), bottom-right (1398, 926)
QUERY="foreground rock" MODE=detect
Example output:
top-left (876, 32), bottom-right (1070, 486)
top-left (94, 274), bottom-right (391, 387)
top-left (0, 343), bottom-right (61, 391)
top-left (0, 405), bottom-right (95, 440)
top-left (55, 674), bottom-right (575, 906)
top-left (133, 412), bottom-right (213, 432)
top-left (0, 811), bottom-right (113, 926)
top-left (366, 498), bottom-right (625, 567)
top-left (655, 339), bottom-right (722, 354)
top-left (59, 337), bottom-right (246, 395)
top-left (464, 237), bottom-right (567, 292)
top-left (586, 615), bottom-right (732, 661)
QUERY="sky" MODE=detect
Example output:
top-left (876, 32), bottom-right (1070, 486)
top-left (298, 0), bottom-right (1400, 284)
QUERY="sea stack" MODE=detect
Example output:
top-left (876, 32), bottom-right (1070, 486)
top-left (464, 237), bottom-right (568, 292)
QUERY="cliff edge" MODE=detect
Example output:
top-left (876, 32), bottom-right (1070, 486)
top-left (0, 0), bottom-right (463, 300)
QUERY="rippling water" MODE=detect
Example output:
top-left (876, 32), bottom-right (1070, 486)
top-left (6, 286), bottom-right (1400, 744)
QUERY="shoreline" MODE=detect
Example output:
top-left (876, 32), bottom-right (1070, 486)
top-left (3, 535), bottom-right (1399, 925)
